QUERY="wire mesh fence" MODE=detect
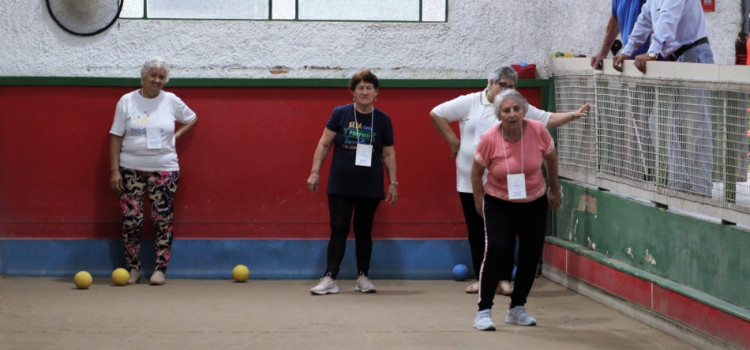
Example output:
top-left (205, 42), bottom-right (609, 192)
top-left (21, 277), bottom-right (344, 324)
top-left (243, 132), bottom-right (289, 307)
top-left (552, 60), bottom-right (750, 226)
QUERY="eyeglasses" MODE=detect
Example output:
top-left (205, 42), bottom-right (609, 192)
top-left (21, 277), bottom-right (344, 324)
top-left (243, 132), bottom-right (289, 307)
top-left (497, 82), bottom-right (515, 90)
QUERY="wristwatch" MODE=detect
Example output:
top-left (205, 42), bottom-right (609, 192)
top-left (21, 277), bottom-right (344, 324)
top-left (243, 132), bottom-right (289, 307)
top-left (390, 180), bottom-right (399, 186)
top-left (647, 52), bottom-right (658, 59)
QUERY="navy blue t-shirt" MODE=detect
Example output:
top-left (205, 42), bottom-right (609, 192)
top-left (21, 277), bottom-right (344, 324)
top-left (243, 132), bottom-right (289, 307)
top-left (325, 103), bottom-right (394, 199)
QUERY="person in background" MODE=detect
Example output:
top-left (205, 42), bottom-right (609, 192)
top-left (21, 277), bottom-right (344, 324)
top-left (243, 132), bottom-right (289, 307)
top-left (307, 69), bottom-right (398, 295)
top-left (591, 0), bottom-right (656, 182)
top-left (471, 89), bottom-right (561, 331)
top-left (613, 0), bottom-right (714, 196)
top-left (430, 66), bottom-right (588, 295)
top-left (109, 57), bottom-right (198, 286)
top-left (590, 0), bottom-right (650, 70)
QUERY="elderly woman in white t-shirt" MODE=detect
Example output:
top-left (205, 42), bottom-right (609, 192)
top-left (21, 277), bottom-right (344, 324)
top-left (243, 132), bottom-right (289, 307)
top-left (109, 57), bottom-right (198, 286)
top-left (430, 66), bottom-right (589, 295)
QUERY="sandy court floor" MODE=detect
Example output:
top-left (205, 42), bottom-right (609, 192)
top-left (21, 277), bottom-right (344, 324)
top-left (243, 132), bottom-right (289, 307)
top-left (0, 276), bottom-right (695, 350)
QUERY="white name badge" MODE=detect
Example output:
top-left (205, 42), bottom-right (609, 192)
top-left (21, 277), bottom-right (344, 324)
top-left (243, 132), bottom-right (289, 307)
top-left (507, 173), bottom-right (527, 200)
top-left (146, 127), bottom-right (162, 149)
top-left (355, 144), bottom-right (373, 167)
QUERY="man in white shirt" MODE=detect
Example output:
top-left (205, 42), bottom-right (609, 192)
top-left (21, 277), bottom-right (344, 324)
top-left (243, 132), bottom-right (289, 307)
top-left (613, 0), bottom-right (712, 71)
top-left (612, 0), bottom-right (714, 196)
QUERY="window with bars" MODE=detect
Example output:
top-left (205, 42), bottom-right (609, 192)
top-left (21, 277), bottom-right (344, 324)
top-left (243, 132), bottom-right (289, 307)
top-left (119, 0), bottom-right (447, 22)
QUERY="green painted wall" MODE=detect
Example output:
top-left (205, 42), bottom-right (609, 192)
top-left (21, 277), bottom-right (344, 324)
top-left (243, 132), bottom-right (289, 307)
top-left (552, 180), bottom-right (750, 312)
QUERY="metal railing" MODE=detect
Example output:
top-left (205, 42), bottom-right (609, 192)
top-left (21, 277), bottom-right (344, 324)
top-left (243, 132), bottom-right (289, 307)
top-left (551, 58), bottom-right (750, 227)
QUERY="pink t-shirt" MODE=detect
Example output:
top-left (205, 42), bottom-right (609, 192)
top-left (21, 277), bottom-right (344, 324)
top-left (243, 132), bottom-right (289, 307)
top-left (474, 120), bottom-right (554, 202)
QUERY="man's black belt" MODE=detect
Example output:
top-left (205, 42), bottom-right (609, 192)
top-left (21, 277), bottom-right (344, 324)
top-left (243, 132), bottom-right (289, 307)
top-left (667, 37), bottom-right (709, 61)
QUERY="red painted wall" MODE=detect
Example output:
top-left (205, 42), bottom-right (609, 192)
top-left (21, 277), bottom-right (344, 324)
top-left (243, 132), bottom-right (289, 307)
top-left (0, 85), bottom-right (541, 239)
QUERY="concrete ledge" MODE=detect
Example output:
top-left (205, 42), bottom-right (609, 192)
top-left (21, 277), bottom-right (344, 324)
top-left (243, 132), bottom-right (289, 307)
top-left (544, 240), bottom-right (750, 350)
top-left (543, 266), bottom-right (732, 350)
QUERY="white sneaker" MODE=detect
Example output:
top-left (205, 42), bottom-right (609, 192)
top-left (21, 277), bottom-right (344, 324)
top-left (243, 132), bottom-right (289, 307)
top-left (355, 272), bottom-right (376, 293)
top-left (310, 275), bottom-right (339, 295)
top-left (465, 281), bottom-right (479, 294)
top-left (149, 270), bottom-right (165, 286)
top-left (473, 309), bottom-right (496, 331)
top-left (505, 305), bottom-right (537, 326)
top-left (128, 269), bottom-right (141, 284)
top-left (497, 280), bottom-right (513, 295)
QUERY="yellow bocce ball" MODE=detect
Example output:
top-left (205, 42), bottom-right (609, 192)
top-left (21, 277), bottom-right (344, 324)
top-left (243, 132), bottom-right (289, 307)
top-left (232, 264), bottom-right (250, 282)
top-left (74, 271), bottom-right (93, 289)
top-left (111, 268), bottom-right (129, 286)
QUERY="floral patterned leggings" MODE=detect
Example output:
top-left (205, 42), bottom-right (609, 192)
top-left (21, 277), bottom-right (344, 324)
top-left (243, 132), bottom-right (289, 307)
top-left (119, 167), bottom-right (179, 273)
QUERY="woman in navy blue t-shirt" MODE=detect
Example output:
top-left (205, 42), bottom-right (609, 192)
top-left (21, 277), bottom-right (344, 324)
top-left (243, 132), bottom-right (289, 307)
top-left (306, 69), bottom-right (398, 295)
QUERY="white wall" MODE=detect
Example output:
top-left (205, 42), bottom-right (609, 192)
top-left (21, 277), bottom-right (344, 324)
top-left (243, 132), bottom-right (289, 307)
top-left (0, 0), bottom-right (742, 79)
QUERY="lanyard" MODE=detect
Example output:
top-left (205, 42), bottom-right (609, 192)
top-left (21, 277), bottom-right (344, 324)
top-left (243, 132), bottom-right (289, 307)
top-left (353, 104), bottom-right (374, 145)
top-left (501, 123), bottom-right (524, 175)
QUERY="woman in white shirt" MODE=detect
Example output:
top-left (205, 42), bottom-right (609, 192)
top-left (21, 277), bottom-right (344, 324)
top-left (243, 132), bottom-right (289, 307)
top-left (430, 66), bottom-right (588, 294)
top-left (109, 57), bottom-right (198, 286)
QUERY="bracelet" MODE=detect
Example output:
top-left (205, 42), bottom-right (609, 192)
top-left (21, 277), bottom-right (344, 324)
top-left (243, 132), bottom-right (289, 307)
top-left (390, 180), bottom-right (399, 186)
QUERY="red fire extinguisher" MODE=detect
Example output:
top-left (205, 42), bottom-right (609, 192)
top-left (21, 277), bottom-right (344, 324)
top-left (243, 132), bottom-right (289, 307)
top-left (701, 0), bottom-right (715, 12)
top-left (737, 32), bottom-right (748, 65)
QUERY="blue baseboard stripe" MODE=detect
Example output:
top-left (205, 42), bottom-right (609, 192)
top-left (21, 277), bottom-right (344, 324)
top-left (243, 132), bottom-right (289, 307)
top-left (0, 239), bottom-right (472, 280)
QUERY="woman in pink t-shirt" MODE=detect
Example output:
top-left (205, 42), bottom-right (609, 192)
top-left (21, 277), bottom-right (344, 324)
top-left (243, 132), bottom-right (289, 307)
top-left (470, 89), bottom-right (561, 331)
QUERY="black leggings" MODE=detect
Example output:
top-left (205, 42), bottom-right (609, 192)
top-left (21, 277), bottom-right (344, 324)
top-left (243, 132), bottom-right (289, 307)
top-left (478, 194), bottom-right (547, 311)
top-left (459, 192), bottom-right (487, 280)
top-left (324, 195), bottom-right (381, 279)
top-left (459, 192), bottom-right (514, 281)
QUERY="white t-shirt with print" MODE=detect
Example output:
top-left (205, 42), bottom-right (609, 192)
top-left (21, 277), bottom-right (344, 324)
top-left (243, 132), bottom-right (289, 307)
top-left (109, 90), bottom-right (196, 171)
top-left (431, 90), bottom-right (550, 193)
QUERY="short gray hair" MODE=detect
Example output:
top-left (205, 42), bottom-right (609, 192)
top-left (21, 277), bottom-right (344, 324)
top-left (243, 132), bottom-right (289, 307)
top-left (493, 89), bottom-right (528, 117)
top-left (488, 66), bottom-right (517, 86)
top-left (140, 57), bottom-right (170, 84)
